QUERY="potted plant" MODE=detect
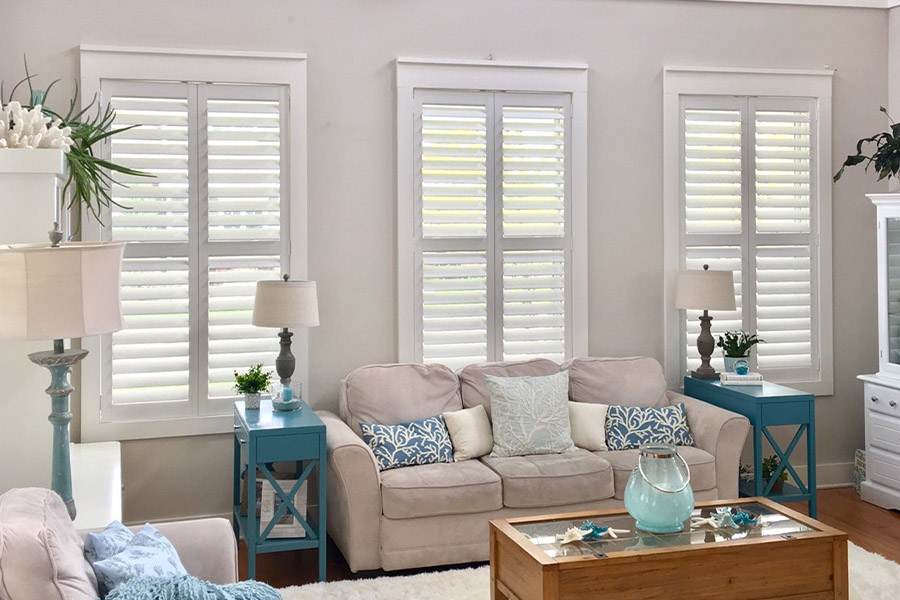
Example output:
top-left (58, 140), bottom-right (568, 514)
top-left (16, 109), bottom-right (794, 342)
top-left (716, 330), bottom-right (765, 372)
top-left (234, 364), bottom-right (272, 410)
top-left (761, 455), bottom-right (789, 494)
top-left (834, 106), bottom-right (900, 184)
top-left (1, 59), bottom-right (152, 230)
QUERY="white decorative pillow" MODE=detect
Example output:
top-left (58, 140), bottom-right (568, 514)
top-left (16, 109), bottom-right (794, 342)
top-left (442, 405), bottom-right (494, 461)
top-left (568, 401), bottom-right (609, 451)
top-left (485, 371), bottom-right (576, 457)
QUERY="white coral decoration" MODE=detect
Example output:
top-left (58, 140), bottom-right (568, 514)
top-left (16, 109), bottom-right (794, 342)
top-left (0, 101), bottom-right (73, 151)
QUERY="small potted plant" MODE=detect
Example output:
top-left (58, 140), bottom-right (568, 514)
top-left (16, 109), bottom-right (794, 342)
top-left (761, 455), bottom-right (789, 494)
top-left (716, 330), bottom-right (765, 372)
top-left (234, 364), bottom-right (272, 410)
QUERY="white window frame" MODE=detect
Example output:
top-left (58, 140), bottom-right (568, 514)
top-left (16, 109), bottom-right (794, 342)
top-left (662, 66), bottom-right (834, 395)
top-left (395, 58), bottom-right (589, 363)
top-left (79, 46), bottom-right (308, 441)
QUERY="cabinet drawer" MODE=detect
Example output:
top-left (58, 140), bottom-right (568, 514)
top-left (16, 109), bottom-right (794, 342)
top-left (865, 382), bottom-right (900, 417)
top-left (867, 448), bottom-right (900, 491)
top-left (869, 412), bottom-right (900, 455)
top-left (255, 432), bottom-right (321, 463)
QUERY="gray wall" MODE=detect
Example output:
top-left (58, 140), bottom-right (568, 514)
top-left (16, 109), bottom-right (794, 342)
top-left (0, 0), bottom-right (888, 522)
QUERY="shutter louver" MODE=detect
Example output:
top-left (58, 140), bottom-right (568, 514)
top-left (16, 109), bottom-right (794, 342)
top-left (112, 257), bottom-right (190, 404)
top-left (208, 99), bottom-right (282, 241)
top-left (110, 96), bottom-right (190, 241)
top-left (501, 106), bottom-right (565, 238)
top-left (421, 251), bottom-right (488, 369)
top-left (755, 110), bottom-right (811, 235)
top-left (683, 108), bottom-right (742, 235)
top-left (208, 255), bottom-right (281, 398)
top-left (421, 104), bottom-right (487, 239)
top-left (503, 250), bottom-right (565, 362)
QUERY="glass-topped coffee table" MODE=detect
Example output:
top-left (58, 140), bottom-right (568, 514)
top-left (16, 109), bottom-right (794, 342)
top-left (489, 498), bottom-right (848, 600)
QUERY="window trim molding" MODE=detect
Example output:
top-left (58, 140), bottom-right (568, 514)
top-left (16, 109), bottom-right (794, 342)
top-left (395, 58), bottom-right (589, 363)
top-left (79, 46), bottom-right (308, 441)
top-left (662, 66), bottom-right (834, 396)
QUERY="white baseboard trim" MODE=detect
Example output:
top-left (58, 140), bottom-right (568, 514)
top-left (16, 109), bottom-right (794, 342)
top-left (790, 461), bottom-right (854, 489)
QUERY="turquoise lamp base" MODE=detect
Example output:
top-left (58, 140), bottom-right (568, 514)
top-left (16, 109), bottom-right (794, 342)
top-left (28, 341), bottom-right (87, 521)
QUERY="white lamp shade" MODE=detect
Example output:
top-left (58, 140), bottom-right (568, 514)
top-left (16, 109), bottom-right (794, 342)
top-left (252, 280), bottom-right (320, 328)
top-left (0, 242), bottom-right (126, 340)
top-left (674, 268), bottom-right (736, 311)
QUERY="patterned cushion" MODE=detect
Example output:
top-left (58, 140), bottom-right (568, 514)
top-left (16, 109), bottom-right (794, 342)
top-left (605, 403), bottom-right (695, 450)
top-left (91, 524), bottom-right (187, 596)
top-left (485, 371), bottom-right (576, 458)
top-left (84, 520), bottom-right (134, 564)
top-left (360, 415), bottom-right (454, 471)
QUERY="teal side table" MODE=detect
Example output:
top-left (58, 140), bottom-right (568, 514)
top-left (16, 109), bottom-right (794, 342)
top-left (233, 399), bottom-right (327, 581)
top-left (683, 376), bottom-right (817, 517)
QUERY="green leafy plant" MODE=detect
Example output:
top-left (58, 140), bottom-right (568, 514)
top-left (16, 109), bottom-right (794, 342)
top-left (716, 330), bottom-right (765, 358)
top-left (2, 57), bottom-right (153, 229)
top-left (761, 455), bottom-right (789, 486)
top-left (234, 364), bottom-right (272, 395)
top-left (834, 106), bottom-right (900, 183)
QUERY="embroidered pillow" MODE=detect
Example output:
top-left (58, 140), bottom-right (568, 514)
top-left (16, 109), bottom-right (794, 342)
top-left (84, 520), bottom-right (135, 564)
top-left (605, 403), bottom-right (695, 450)
top-left (485, 371), bottom-right (576, 458)
top-left (91, 523), bottom-right (187, 596)
top-left (360, 415), bottom-right (454, 471)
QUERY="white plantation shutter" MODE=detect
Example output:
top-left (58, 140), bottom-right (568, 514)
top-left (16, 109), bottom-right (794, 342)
top-left (101, 80), bottom-right (288, 423)
top-left (413, 90), bottom-right (571, 367)
top-left (680, 95), bottom-right (820, 382)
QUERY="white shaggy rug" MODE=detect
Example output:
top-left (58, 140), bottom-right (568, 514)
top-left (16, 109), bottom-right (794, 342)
top-left (280, 542), bottom-right (900, 600)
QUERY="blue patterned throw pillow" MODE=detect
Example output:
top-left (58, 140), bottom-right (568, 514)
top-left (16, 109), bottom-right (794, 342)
top-left (605, 403), bottom-right (694, 450)
top-left (360, 415), bottom-right (454, 471)
top-left (91, 523), bottom-right (187, 597)
top-left (84, 520), bottom-right (135, 564)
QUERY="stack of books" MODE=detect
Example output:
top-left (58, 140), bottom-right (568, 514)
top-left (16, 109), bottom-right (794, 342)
top-left (719, 372), bottom-right (764, 386)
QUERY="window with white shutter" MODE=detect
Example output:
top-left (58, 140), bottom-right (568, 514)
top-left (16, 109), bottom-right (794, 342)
top-left (98, 81), bottom-right (288, 424)
top-left (397, 60), bottom-right (588, 368)
top-left (663, 68), bottom-right (833, 395)
top-left (79, 48), bottom-right (307, 440)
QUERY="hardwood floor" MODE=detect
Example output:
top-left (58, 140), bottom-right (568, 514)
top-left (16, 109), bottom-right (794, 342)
top-left (239, 487), bottom-right (900, 588)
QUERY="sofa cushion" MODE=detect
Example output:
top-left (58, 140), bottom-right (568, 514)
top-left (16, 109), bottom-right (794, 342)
top-left (0, 488), bottom-right (98, 600)
top-left (480, 449), bottom-right (614, 508)
top-left (340, 363), bottom-right (463, 435)
top-left (601, 447), bottom-right (717, 500)
top-left (458, 358), bottom-right (560, 418)
top-left (442, 405), bottom-right (494, 461)
top-left (563, 356), bottom-right (667, 407)
top-left (380, 461), bottom-right (502, 519)
top-left (569, 401), bottom-right (608, 451)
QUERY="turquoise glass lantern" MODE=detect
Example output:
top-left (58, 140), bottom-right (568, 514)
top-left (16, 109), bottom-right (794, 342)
top-left (624, 443), bottom-right (694, 533)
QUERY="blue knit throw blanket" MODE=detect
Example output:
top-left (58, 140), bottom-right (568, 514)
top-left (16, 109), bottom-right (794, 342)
top-left (105, 575), bottom-right (281, 600)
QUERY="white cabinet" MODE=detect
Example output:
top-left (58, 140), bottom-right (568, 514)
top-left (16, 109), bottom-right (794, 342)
top-left (859, 193), bottom-right (900, 510)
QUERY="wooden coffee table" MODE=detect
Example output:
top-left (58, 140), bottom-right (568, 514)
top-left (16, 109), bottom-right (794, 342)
top-left (489, 498), bottom-right (847, 600)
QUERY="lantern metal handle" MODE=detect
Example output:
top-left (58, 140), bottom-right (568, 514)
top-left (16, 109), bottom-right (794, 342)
top-left (637, 451), bottom-right (692, 494)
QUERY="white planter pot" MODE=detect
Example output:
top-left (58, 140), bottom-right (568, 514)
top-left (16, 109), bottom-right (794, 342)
top-left (244, 392), bottom-right (261, 410)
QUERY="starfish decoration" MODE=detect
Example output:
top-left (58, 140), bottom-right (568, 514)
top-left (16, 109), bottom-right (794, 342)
top-left (692, 509), bottom-right (759, 530)
top-left (558, 520), bottom-right (631, 544)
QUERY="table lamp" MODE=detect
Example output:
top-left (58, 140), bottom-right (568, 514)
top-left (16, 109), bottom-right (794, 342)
top-left (675, 264), bottom-right (736, 380)
top-left (0, 225), bottom-right (125, 519)
top-left (252, 276), bottom-right (319, 411)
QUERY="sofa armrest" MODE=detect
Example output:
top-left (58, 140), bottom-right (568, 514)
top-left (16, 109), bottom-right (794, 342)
top-left (316, 410), bottom-right (383, 572)
top-left (667, 391), bottom-right (750, 499)
top-left (79, 518), bottom-right (238, 584)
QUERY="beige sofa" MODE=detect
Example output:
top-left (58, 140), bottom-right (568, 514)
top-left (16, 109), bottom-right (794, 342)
top-left (0, 487), bottom-right (237, 600)
top-left (318, 356), bottom-right (750, 572)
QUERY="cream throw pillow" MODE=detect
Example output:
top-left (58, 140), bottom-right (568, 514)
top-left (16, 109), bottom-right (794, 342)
top-left (568, 401), bottom-right (608, 451)
top-left (442, 405), bottom-right (494, 461)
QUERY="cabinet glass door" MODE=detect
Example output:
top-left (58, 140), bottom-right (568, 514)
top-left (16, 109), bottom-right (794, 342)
top-left (888, 218), bottom-right (900, 365)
